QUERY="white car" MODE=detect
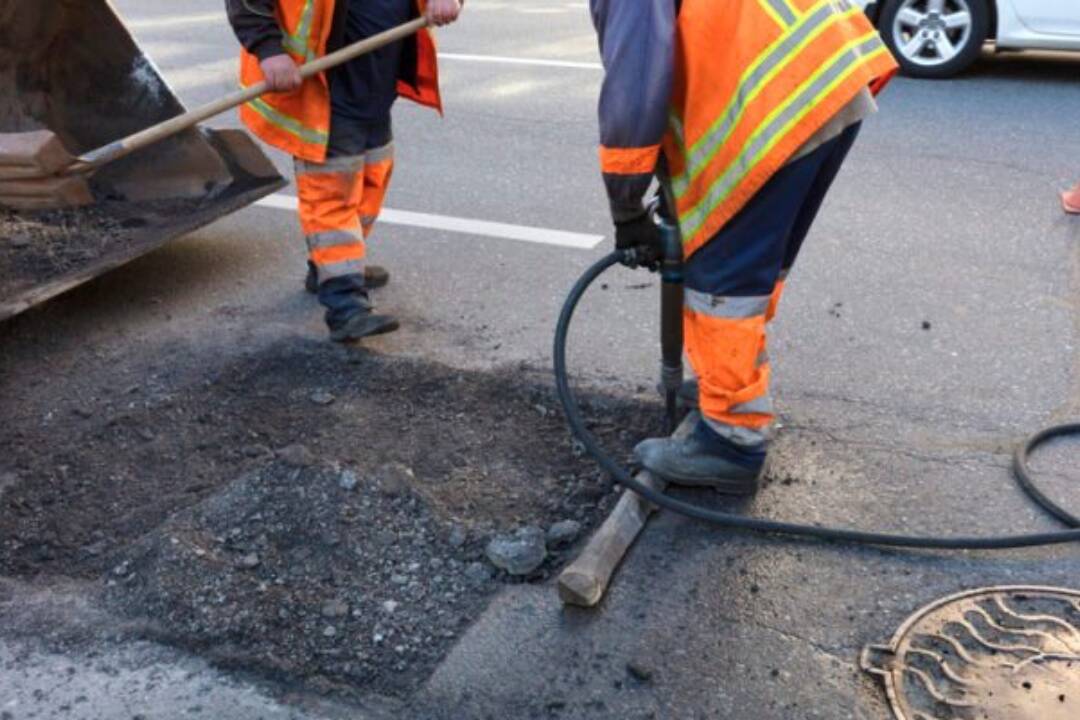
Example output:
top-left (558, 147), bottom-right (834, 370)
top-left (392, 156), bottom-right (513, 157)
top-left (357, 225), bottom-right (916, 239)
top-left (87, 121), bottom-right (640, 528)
top-left (857, 0), bottom-right (1080, 77)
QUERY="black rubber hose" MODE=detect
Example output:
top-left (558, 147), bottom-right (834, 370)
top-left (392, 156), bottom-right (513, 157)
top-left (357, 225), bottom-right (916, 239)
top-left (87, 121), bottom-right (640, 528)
top-left (1013, 422), bottom-right (1080, 528)
top-left (554, 251), bottom-right (1080, 550)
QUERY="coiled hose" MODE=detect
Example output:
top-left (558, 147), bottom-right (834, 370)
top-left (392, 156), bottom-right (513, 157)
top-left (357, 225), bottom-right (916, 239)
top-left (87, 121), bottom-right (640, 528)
top-left (554, 251), bottom-right (1080, 550)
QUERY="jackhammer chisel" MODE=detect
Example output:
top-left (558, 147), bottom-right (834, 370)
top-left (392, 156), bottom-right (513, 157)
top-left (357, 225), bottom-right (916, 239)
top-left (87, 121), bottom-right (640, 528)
top-left (655, 195), bottom-right (684, 433)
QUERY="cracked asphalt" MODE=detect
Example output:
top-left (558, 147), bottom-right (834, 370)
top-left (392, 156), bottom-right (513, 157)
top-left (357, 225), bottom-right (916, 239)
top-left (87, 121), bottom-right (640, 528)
top-left (2, 1), bottom-right (1080, 718)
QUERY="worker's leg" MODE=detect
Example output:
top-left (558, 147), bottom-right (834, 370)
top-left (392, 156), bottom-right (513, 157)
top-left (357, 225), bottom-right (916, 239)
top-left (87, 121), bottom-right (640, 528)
top-left (295, 118), bottom-right (398, 341)
top-left (766, 123), bottom-right (862, 323)
top-left (358, 120), bottom-right (395, 241)
top-left (635, 127), bottom-right (860, 491)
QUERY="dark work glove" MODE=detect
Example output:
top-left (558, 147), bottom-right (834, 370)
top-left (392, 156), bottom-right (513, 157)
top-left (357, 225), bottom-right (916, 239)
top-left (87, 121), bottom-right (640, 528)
top-left (614, 213), bottom-right (662, 270)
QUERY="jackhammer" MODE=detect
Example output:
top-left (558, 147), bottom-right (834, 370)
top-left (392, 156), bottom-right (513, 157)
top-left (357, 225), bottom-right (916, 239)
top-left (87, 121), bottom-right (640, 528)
top-left (553, 196), bottom-right (1080, 551)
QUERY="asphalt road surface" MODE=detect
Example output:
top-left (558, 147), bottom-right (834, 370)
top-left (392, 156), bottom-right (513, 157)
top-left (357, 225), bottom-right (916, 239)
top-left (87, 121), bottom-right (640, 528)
top-left (2, 2), bottom-right (1079, 718)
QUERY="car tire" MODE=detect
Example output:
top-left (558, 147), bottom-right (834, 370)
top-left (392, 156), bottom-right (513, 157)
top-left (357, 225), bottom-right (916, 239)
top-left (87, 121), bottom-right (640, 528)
top-left (879, 0), bottom-right (989, 78)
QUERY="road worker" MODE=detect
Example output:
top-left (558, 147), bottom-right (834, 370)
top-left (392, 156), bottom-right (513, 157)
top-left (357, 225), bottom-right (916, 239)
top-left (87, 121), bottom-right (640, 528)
top-left (227, 0), bottom-right (461, 342)
top-left (1064, 181), bottom-right (1080, 214)
top-left (590, 0), bottom-right (897, 492)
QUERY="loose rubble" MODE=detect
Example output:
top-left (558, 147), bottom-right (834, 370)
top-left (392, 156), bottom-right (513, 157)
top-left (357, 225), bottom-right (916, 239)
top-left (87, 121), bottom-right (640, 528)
top-left (1, 340), bottom-right (656, 701)
top-left (486, 526), bottom-right (548, 576)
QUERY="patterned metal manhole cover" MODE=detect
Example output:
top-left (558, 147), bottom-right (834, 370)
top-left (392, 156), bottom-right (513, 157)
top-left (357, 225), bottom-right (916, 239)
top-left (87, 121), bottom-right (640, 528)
top-left (862, 586), bottom-right (1080, 720)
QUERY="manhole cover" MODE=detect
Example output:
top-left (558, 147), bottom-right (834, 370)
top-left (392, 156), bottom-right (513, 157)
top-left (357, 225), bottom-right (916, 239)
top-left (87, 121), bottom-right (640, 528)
top-left (862, 586), bottom-right (1080, 720)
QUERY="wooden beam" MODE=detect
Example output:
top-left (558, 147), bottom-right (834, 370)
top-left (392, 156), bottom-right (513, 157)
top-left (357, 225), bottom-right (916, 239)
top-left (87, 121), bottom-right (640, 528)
top-left (557, 412), bottom-right (697, 608)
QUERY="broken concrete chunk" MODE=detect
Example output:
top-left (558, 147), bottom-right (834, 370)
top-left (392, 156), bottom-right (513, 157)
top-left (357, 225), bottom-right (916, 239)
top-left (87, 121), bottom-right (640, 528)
top-left (546, 519), bottom-right (582, 548)
top-left (485, 526), bottom-right (546, 576)
top-left (309, 390), bottom-right (336, 406)
top-left (338, 469), bottom-right (359, 491)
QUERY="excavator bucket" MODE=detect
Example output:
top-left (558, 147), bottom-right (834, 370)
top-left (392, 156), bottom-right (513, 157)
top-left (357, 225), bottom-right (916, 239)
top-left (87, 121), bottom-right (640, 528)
top-left (0, 0), bottom-right (286, 321)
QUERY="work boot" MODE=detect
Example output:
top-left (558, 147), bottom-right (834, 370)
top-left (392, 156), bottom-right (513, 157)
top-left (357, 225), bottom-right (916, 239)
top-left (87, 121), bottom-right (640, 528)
top-left (634, 420), bottom-right (765, 494)
top-left (318, 274), bottom-right (400, 343)
top-left (306, 262), bottom-right (390, 293)
top-left (329, 311), bottom-right (400, 342)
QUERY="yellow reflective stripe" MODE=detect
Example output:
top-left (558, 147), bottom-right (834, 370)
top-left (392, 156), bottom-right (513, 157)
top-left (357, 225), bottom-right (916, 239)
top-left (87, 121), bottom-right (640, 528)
top-left (283, 0), bottom-right (316, 60)
top-left (680, 32), bottom-right (887, 242)
top-left (757, 0), bottom-right (798, 27)
top-left (245, 96), bottom-right (328, 146)
top-left (672, 0), bottom-right (859, 197)
top-left (283, 34), bottom-right (315, 60)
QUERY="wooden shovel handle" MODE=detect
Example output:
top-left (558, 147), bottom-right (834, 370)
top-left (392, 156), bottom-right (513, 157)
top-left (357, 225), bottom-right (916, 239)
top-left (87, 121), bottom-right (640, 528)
top-left (76, 16), bottom-right (429, 172)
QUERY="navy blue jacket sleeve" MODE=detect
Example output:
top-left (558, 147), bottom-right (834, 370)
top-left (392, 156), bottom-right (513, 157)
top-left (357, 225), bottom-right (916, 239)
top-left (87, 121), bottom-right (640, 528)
top-left (590, 0), bottom-right (675, 222)
top-left (226, 0), bottom-right (286, 61)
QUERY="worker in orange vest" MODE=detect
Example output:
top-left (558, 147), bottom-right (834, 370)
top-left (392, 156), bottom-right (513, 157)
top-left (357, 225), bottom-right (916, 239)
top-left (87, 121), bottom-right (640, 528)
top-left (228, 0), bottom-right (461, 342)
top-left (1064, 181), bottom-right (1080, 214)
top-left (591, 0), bottom-right (897, 493)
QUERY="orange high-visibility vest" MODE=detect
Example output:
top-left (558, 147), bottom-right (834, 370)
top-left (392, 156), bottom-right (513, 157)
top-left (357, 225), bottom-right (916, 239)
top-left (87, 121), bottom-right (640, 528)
top-left (662, 0), bottom-right (897, 257)
top-left (238, 0), bottom-right (442, 163)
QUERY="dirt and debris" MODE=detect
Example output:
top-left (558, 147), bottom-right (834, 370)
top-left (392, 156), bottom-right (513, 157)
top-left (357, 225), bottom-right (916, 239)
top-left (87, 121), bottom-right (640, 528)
top-left (0, 206), bottom-right (125, 296)
top-left (0, 198), bottom-right (210, 301)
top-left (0, 337), bottom-right (661, 701)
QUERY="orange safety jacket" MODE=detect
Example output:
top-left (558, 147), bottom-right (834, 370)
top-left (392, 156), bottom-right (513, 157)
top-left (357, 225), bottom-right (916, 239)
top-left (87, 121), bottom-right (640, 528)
top-left (592, 0), bottom-right (898, 258)
top-left (238, 0), bottom-right (442, 164)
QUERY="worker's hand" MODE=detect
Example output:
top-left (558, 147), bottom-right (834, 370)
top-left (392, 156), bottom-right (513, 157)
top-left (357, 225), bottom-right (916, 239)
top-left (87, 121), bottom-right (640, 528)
top-left (426, 0), bottom-right (462, 27)
top-left (260, 54), bottom-right (303, 93)
top-left (614, 213), bottom-right (662, 270)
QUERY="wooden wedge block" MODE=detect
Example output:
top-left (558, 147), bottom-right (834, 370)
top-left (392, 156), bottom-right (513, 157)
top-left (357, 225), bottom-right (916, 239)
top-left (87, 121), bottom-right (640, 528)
top-left (557, 412), bottom-right (697, 608)
top-left (0, 130), bottom-right (76, 179)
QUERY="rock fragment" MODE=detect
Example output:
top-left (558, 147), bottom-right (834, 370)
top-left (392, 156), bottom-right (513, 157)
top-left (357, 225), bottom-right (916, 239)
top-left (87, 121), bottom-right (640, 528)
top-left (485, 526), bottom-right (546, 575)
top-left (546, 519), bottom-right (582, 548)
top-left (276, 443), bottom-right (314, 467)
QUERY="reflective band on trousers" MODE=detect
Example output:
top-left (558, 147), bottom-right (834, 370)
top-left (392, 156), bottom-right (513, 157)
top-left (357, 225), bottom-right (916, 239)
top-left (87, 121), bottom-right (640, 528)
top-left (685, 288), bottom-right (771, 319)
top-left (245, 96), bottom-right (329, 146)
top-left (729, 395), bottom-right (774, 416)
top-left (316, 258), bottom-right (366, 282)
top-left (758, 0), bottom-right (798, 27)
top-left (679, 32), bottom-right (886, 241)
top-left (295, 154), bottom-right (366, 176)
top-left (307, 229), bottom-right (364, 251)
top-left (704, 415), bottom-right (770, 446)
top-left (366, 142), bottom-right (395, 165)
top-left (671, 0), bottom-right (856, 196)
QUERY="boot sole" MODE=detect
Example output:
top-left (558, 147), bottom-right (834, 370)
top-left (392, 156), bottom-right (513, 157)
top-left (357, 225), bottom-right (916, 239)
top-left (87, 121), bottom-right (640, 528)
top-left (653, 472), bottom-right (759, 495)
top-left (330, 316), bottom-right (400, 343)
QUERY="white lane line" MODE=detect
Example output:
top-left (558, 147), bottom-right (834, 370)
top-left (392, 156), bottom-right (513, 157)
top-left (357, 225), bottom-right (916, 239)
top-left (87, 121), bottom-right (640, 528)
top-left (126, 12), bottom-right (226, 29)
top-left (440, 52), bottom-right (601, 70)
top-left (255, 194), bottom-right (603, 250)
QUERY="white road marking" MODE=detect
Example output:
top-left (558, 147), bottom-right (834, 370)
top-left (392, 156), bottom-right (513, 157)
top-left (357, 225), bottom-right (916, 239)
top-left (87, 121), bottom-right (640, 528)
top-left (255, 194), bottom-right (604, 250)
top-left (440, 52), bottom-right (602, 70)
top-left (124, 10), bottom-right (603, 72)
top-left (146, 53), bottom-right (601, 94)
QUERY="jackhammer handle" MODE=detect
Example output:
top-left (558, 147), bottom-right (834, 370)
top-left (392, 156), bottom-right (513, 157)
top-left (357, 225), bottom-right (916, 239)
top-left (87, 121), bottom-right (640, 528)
top-left (75, 17), bottom-right (430, 172)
